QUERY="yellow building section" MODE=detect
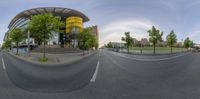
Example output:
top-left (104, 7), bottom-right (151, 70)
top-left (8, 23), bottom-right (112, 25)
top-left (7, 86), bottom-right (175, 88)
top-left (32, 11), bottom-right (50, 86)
top-left (66, 16), bottom-right (83, 33)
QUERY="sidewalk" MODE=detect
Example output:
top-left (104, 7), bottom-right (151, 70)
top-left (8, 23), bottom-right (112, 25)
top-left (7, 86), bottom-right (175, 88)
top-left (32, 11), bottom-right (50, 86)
top-left (118, 49), bottom-right (188, 55)
top-left (15, 51), bottom-right (97, 64)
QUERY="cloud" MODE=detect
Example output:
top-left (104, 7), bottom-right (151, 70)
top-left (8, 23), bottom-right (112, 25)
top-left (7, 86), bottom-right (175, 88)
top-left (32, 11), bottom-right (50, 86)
top-left (186, 31), bottom-right (200, 43)
top-left (0, 27), bottom-right (7, 44)
top-left (99, 19), bottom-right (156, 46)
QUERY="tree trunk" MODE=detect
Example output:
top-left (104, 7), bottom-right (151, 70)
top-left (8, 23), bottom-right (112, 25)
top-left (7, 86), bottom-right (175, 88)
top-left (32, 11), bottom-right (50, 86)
top-left (171, 45), bottom-right (173, 54)
top-left (153, 42), bottom-right (156, 54)
top-left (38, 40), bottom-right (41, 45)
top-left (43, 41), bottom-right (46, 58)
top-left (17, 42), bottom-right (19, 55)
top-left (127, 46), bottom-right (129, 53)
top-left (43, 31), bottom-right (46, 58)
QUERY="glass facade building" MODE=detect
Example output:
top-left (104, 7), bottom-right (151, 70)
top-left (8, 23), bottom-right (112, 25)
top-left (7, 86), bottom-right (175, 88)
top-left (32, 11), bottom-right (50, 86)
top-left (4, 7), bottom-right (89, 48)
top-left (66, 16), bottom-right (83, 33)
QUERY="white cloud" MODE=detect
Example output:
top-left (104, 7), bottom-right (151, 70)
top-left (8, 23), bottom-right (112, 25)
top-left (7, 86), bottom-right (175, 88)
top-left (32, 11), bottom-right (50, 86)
top-left (186, 31), bottom-right (200, 44)
top-left (99, 19), bottom-right (156, 46)
top-left (0, 26), bottom-right (8, 44)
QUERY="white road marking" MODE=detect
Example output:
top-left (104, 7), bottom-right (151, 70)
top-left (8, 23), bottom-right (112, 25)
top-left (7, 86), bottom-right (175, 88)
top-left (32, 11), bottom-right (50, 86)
top-left (90, 61), bottom-right (100, 82)
top-left (2, 58), bottom-right (6, 70)
top-left (112, 52), bottom-right (191, 62)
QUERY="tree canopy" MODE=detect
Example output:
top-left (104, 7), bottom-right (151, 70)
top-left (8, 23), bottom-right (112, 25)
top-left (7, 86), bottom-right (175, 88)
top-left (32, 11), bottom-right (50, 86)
top-left (28, 13), bottom-right (64, 45)
top-left (2, 36), bottom-right (12, 49)
top-left (184, 37), bottom-right (193, 48)
top-left (148, 26), bottom-right (163, 44)
top-left (121, 32), bottom-right (133, 53)
top-left (77, 28), bottom-right (98, 54)
top-left (9, 28), bottom-right (25, 54)
top-left (166, 30), bottom-right (177, 53)
top-left (105, 42), bottom-right (113, 48)
top-left (166, 30), bottom-right (177, 45)
top-left (28, 13), bottom-right (64, 59)
top-left (148, 26), bottom-right (163, 54)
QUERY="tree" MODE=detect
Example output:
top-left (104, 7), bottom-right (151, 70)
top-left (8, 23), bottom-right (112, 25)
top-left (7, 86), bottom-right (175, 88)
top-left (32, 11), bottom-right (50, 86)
top-left (166, 30), bottom-right (177, 54)
top-left (2, 37), bottom-right (12, 50)
top-left (95, 43), bottom-right (99, 50)
top-left (9, 28), bottom-right (25, 55)
top-left (77, 28), bottom-right (97, 55)
top-left (85, 35), bottom-right (97, 53)
top-left (106, 42), bottom-right (113, 48)
top-left (121, 32), bottom-right (133, 53)
top-left (184, 37), bottom-right (192, 48)
top-left (189, 40), bottom-right (194, 48)
top-left (148, 26), bottom-right (163, 54)
top-left (28, 13), bottom-right (64, 60)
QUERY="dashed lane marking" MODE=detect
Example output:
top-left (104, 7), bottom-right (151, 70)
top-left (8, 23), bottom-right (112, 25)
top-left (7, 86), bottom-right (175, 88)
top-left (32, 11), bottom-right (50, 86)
top-left (90, 61), bottom-right (100, 82)
top-left (2, 58), bottom-right (6, 70)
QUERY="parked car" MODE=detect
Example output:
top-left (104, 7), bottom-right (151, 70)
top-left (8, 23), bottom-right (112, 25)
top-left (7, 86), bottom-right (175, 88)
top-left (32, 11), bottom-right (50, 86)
top-left (192, 47), bottom-right (200, 52)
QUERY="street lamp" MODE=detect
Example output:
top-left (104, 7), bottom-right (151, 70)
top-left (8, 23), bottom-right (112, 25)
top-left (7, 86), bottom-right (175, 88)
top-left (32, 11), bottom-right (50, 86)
top-left (181, 38), bottom-right (183, 53)
top-left (27, 30), bottom-right (30, 56)
top-left (140, 39), bottom-right (143, 54)
top-left (120, 42), bottom-right (121, 52)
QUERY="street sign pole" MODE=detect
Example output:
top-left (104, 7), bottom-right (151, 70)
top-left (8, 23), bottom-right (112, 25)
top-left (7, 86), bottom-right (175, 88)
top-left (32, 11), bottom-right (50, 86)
top-left (27, 30), bottom-right (30, 56)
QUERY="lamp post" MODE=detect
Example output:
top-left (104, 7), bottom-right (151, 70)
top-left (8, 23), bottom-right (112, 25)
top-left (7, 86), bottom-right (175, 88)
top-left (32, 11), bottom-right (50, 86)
top-left (120, 42), bottom-right (121, 52)
top-left (140, 39), bottom-right (143, 54)
top-left (181, 38), bottom-right (183, 53)
top-left (27, 30), bottom-right (30, 56)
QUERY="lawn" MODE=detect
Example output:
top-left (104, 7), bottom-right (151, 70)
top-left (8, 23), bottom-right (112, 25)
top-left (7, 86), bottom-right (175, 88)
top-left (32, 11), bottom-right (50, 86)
top-left (128, 47), bottom-right (188, 53)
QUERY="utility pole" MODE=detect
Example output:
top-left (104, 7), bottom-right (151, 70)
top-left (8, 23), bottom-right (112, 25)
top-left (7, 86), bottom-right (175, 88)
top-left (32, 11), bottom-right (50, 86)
top-left (140, 40), bottom-right (143, 54)
top-left (120, 42), bottom-right (121, 52)
top-left (27, 30), bottom-right (30, 56)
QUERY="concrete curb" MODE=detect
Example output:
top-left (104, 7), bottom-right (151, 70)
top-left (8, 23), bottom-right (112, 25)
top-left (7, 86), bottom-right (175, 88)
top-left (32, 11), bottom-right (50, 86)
top-left (4, 51), bottom-right (98, 66)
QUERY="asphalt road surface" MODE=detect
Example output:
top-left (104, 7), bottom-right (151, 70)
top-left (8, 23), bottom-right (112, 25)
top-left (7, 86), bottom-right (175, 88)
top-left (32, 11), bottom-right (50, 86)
top-left (0, 50), bottom-right (200, 99)
top-left (2, 52), bottom-right (98, 92)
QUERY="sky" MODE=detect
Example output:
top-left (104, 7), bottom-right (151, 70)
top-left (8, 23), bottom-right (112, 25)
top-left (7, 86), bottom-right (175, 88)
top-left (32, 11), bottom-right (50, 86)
top-left (1, 0), bottom-right (200, 46)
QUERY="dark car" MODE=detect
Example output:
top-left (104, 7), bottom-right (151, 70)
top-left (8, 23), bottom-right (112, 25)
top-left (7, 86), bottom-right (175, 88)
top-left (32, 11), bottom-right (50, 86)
top-left (193, 47), bottom-right (200, 52)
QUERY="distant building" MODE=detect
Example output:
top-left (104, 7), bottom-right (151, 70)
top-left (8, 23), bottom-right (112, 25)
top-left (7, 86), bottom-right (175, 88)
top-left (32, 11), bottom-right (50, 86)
top-left (132, 38), bottom-right (149, 46)
top-left (4, 7), bottom-right (90, 48)
top-left (140, 38), bottom-right (149, 46)
top-left (110, 42), bottom-right (126, 48)
top-left (158, 41), bottom-right (167, 47)
top-left (194, 44), bottom-right (200, 48)
top-left (175, 42), bottom-right (182, 47)
top-left (133, 38), bottom-right (139, 45)
top-left (87, 25), bottom-right (99, 46)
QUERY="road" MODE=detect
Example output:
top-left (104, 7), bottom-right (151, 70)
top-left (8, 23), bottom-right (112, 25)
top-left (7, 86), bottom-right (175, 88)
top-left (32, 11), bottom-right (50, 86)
top-left (0, 50), bottom-right (200, 99)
